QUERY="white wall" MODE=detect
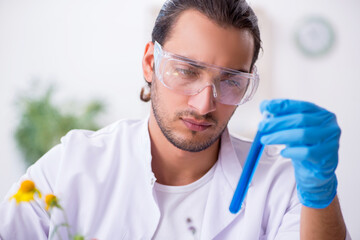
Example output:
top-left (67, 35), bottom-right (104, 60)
top-left (1, 0), bottom-right (359, 238)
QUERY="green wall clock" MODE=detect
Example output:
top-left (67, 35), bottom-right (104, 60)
top-left (295, 16), bottom-right (335, 57)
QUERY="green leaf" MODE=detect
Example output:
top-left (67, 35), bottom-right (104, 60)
top-left (72, 234), bottom-right (85, 240)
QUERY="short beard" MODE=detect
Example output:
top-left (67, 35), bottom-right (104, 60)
top-left (150, 78), bottom-right (227, 152)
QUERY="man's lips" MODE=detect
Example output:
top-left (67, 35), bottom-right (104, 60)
top-left (181, 118), bottom-right (213, 132)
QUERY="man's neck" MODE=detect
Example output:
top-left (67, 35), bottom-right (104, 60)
top-left (148, 115), bottom-right (220, 186)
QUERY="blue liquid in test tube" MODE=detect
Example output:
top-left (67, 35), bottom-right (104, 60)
top-left (229, 112), bottom-right (270, 214)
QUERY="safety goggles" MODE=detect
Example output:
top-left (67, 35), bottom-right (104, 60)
top-left (153, 41), bottom-right (259, 106)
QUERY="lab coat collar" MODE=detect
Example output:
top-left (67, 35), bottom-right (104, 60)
top-left (140, 115), bottom-right (155, 179)
top-left (200, 127), bottom-right (244, 240)
top-left (138, 116), bottom-right (162, 237)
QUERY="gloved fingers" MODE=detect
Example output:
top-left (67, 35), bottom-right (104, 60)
top-left (258, 111), bottom-right (334, 133)
top-left (281, 142), bottom-right (339, 168)
top-left (295, 172), bottom-right (337, 196)
top-left (260, 126), bottom-right (340, 146)
top-left (260, 99), bottom-right (326, 116)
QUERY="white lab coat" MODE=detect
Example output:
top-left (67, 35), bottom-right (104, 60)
top-left (0, 118), bottom-right (351, 239)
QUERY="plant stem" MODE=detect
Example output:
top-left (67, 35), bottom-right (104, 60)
top-left (58, 206), bottom-right (72, 239)
top-left (50, 223), bottom-right (70, 240)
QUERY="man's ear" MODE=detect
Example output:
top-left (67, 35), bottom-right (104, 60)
top-left (142, 41), bottom-right (155, 83)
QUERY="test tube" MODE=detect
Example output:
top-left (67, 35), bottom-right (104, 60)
top-left (229, 112), bottom-right (271, 214)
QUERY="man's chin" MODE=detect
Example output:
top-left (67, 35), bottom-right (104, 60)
top-left (165, 133), bottom-right (221, 153)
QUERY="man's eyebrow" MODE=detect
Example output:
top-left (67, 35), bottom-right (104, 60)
top-left (173, 53), bottom-right (249, 73)
top-left (235, 68), bottom-right (250, 73)
top-left (174, 54), bottom-right (206, 69)
top-left (189, 61), bottom-right (206, 70)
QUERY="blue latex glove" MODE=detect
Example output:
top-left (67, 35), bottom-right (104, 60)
top-left (258, 99), bottom-right (341, 208)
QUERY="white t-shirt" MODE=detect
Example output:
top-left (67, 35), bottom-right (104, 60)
top-left (153, 162), bottom-right (217, 240)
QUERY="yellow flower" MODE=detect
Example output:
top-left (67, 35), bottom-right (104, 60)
top-left (45, 194), bottom-right (60, 211)
top-left (9, 180), bottom-right (42, 204)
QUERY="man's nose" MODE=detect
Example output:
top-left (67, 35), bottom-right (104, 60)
top-left (187, 84), bottom-right (216, 115)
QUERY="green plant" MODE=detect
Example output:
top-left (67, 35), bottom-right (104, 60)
top-left (14, 85), bottom-right (105, 167)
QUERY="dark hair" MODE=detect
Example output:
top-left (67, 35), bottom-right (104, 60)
top-left (141, 0), bottom-right (262, 102)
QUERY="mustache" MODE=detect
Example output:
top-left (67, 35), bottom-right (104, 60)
top-left (174, 110), bottom-right (218, 124)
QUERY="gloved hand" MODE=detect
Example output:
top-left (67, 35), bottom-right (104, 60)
top-left (258, 99), bottom-right (341, 209)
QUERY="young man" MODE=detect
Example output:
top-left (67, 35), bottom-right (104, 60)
top-left (0, 0), bottom-right (350, 239)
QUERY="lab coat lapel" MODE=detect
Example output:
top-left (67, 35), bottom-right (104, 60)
top-left (201, 128), bottom-right (245, 240)
top-left (135, 117), bottom-right (161, 237)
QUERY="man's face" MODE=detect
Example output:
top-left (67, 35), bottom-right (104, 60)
top-left (147, 10), bottom-right (254, 152)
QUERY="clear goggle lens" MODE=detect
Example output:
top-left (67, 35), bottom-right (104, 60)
top-left (154, 41), bottom-right (259, 106)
